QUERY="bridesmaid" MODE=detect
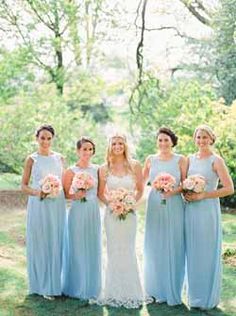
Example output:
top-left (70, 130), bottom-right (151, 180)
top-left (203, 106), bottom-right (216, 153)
top-left (143, 127), bottom-right (187, 305)
top-left (184, 125), bottom-right (234, 310)
top-left (21, 124), bottom-right (66, 300)
top-left (62, 137), bottom-right (101, 299)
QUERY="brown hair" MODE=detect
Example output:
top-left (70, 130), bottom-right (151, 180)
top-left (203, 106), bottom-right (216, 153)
top-left (156, 127), bottom-right (178, 147)
top-left (77, 136), bottom-right (95, 154)
top-left (35, 124), bottom-right (55, 137)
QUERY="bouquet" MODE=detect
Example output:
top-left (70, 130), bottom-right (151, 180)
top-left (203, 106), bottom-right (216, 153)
top-left (152, 173), bottom-right (176, 205)
top-left (108, 188), bottom-right (136, 220)
top-left (183, 174), bottom-right (206, 194)
top-left (69, 172), bottom-right (95, 202)
top-left (40, 174), bottom-right (62, 200)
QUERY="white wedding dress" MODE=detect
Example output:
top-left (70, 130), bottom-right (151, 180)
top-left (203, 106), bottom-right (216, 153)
top-left (93, 173), bottom-right (149, 308)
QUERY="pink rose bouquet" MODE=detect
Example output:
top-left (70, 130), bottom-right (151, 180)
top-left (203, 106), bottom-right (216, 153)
top-left (40, 174), bottom-right (62, 200)
top-left (183, 174), bottom-right (206, 194)
top-left (108, 188), bottom-right (136, 220)
top-left (152, 173), bottom-right (176, 205)
top-left (69, 172), bottom-right (95, 202)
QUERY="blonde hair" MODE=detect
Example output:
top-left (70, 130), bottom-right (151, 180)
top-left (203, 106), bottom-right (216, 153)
top-left (106, 133), bottom-right (134, 174)
top-left (194, 125), bottom-right (216, 145)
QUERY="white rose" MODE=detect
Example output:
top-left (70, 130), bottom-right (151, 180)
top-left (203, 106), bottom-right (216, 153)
top-left (194, 183), bottom-right (204, 193)
top-left (42, 183), bottom-right (51, 194)
top-left (183, 179), bottom-right (195, 190)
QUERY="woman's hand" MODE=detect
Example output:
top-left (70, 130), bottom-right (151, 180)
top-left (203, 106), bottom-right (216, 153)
top-left (74, 190), bottom-right (86, 200)
top-left (39, 191), bottom-right (46, 199)
top-left (184, 192), bottom-right (206, 202)
top-left (33, 189), bottom-right (42, 197)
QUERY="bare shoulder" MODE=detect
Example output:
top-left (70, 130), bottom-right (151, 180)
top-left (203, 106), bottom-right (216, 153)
top-left (213, 154), bottom-right (226, 167)
top-left (145, 154), bottom-right (155, 162)
top-left (143, 154), bottom-right (155, 168)
top-left (97, 164), bottom-right (108, 182)
top-left (99, 164), bottom-right (108, 175)
top-left (65, 168), bottom-right (74, 176)
top-left (178, 154), bottom-right (188, 164)
top-left (99, 164), bottom-right (107, 171)
top-left (131, 159), bottom-right (142, 169)
top-left (25, 155), bottom-right (34, 167)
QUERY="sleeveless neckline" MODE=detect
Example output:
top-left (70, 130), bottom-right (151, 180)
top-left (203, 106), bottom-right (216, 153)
top-left (194, 153), bottom-right (214, 161)
top-left (36, 152), bottom-right (56, 157)
top-left (108, 173), bottom-right (131, 179)
top-left (155, 154), bottom-right (176, 162)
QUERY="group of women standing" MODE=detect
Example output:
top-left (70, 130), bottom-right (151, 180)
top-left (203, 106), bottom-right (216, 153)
top-left (21, 123), bottom-right (234, 310)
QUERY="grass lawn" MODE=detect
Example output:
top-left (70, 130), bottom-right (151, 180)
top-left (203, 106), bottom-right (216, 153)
top-left (0, 204), bottom-right (235, 316)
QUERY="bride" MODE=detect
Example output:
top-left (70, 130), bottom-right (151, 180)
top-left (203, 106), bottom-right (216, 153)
top-left (94, 133), bottom-right (147, 308)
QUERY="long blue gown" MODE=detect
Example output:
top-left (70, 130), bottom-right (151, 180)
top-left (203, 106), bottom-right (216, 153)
top-left (144, 154), bottom-right (185, 305)
top-left (62, 165), bottom-right (101, 299)
top-left (185, 154), bottom-right (221, 309)
top-left (26, 152), bottom-right (66, 296)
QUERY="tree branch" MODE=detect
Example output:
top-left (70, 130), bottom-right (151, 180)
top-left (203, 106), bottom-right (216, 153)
top-left (136, 0), bottom-right (148, 84)
top-left (134, 0), bottom-right (143, 31)
top-left (179, 0), bottom-right (212, 26)
top-left (26, 0), bottom-right (55, 31)
top-left (136, 25), bottom-right (200, 41)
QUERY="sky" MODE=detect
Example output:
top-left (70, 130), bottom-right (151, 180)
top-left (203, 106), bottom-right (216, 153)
top-left (0, 0), bottom-right (218, 83)
top-left (96, 0), bottom-right (216, 83)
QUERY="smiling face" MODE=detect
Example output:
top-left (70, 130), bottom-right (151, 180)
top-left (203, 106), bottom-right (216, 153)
top-left (111, 137), bottom-right (125, 156)
top-left (194, 129), bottom-right (213, 149)
top-left (157, 133), bottom-right (173, 153)
top-left (36, 129), bottom-right (53, 151)
top-left (77, 141), bottom-right (94, 161)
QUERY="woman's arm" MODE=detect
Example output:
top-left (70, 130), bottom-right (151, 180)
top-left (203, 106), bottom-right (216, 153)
top-left (180, 155), bottom-right (189, 184)
top-left (98, 166), bottom-right (109, 205)
top-left (206, 156), bottom-right (234, 198)
top-left (21, 156), bottom-right (41, 197)
top-left (143, 156), bottom-right (151, 184)
top-left (60, 155), bottom-right (66, 172)
top-left (63, 169), bottom-right (86, 200)
top-left (134, 161), bottom-right (144, 202)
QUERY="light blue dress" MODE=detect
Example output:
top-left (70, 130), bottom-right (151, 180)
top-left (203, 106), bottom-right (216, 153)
top-left (62, 165), bottom-right (101, 299)
top-left (26, 152), bottom-right (66, 296)
top-left (185, 154), bottom-right (221, 309)
top-left (144, 154), bottom-right (185, 305)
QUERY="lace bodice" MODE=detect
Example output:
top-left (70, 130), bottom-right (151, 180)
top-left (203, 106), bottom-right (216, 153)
top-left (106, 174), bottom-right (136, 191)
